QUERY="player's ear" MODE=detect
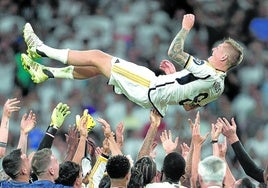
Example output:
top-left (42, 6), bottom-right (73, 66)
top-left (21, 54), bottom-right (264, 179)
top-left (220, 54), bottom-right (228, 62)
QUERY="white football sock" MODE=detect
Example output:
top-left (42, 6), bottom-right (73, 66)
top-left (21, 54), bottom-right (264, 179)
top-left (38, 44), bottom-right (69, 64)
top-left (48, 65), bottom-right (74, 79)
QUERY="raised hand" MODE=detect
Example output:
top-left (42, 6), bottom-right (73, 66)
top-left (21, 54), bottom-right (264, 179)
top-left (182, 14), bottom-right (195, 31)
top-left (95, 146), bottom-right (103, 157)
top-left (160, 129), bottom-right (179, 154)
top-left (180, 142), bottom-right (190, 160)
top-left (217, 137), bottom-right (228, 159)
top-left (50, 102), bottom-right (71, 129)
top-left (211, 118), bottom-right (224, 141)
top-left (150, 108), bottom-right (162, 127)
top-left (76, 112), bottom-right (88, 137)
top-left (190, 111), bottom-right (209, 146)
top-left (76, 109), bottom-right (96, 132)
top-left (2, 98), bottom-right (20, 118)
top-left (63, 125), bottom-right (79, 161)
top-left (97, 118), bottom-right (112, 138)
top-left (115, 122), bottom-right (124, 149)
top-left (159, 60), bottom-right (176, 74)
top-left (187, 111), bottom-right (200, 131)
top-left (102, 138), bottom-right (110, 156)
top-left (65, 126), bottom-right (79, 145)
top-left (220, 117), bottom-right (239, 144)
top-left (192, 122), bottom-right (209, 146)
top-left (20, 110), bottom-right (36, 134)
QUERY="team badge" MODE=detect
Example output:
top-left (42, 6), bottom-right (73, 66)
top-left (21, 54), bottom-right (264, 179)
top-left (193, 58), bottom-right (205, 65)
top-left (213, 82), bottom-right (221, 93)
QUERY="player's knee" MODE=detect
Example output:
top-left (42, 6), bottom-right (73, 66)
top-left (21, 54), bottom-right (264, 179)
top-left (88, 49), bottom-right (107, 58)
top-left (86, 49), bottom-right (112, 77)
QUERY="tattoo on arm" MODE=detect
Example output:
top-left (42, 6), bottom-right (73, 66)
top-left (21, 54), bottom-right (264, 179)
top-left (168, 28), bottom-right (190, 65)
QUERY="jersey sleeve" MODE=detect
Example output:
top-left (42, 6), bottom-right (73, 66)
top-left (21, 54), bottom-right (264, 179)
top-left (184, 56), bottom-right (211, 77)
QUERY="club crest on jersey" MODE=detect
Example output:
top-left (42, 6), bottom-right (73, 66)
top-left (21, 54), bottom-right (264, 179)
top-left (193, 58), bottom-right (204, 65)
top-left (213, 82), bottom-right (221, 93)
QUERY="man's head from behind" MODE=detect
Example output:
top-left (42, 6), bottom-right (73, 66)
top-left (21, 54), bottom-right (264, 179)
top-left (198, 156), bottom-right (226, 187)
top-left (134, 156), bottom-right (156, 185)
top-left (106, 155), bottom-right (131, 183)
top-left (128, 167), bottom-right (144, 188)
top-left (31, 148), bottom-right (59, 181)
top-left (55, 161), bottom-right (82, 187)
top-left (162, 152), bottom-right (185, 183)
top-left (2, 148), bottom-right (30, 181)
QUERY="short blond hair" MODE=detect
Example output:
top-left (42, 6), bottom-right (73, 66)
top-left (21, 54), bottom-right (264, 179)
top-left (224, 38), bottom-right (244, 70)
top-left (198, 156), bottom-right (226, 184)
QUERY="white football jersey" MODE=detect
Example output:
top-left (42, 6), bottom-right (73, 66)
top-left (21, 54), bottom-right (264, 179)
top-left (149, 55), bottom-right (226, 116)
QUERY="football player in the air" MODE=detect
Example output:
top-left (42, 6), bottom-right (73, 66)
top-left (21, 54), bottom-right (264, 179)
top-left (21, 14), bottom-right (243, 117)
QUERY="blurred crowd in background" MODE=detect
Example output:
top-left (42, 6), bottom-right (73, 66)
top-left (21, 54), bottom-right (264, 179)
top-left (0, 0), bottom-right (268, 185)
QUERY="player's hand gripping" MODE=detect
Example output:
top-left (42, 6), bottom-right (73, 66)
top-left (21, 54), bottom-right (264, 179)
top-left (159, 60), bottom-right (176, 75)
top-left (50, 102), bottom-right (71, 129)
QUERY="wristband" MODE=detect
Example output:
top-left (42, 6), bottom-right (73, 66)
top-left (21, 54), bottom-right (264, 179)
top-left (46, 126), bottom-right (58, 136)
top-left (211, 140), bottom-right (218, 144)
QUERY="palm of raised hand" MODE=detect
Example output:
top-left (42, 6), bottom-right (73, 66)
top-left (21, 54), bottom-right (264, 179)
top-left (181, 143), bottom-right (190, 159)
top-left (20, 111), bottom-right (36, 134)
top-left (97, 118), bottom-right (112, 138)
top-left (65, 126), bottom-right (79, 147)
top-left (79, 115), bottom-right (88, 136)
top-left (192, 124), bottom-right (208, 146)
top-left (51, 103), bottom-right (70, 128)
top-left (115, 122), bottom-right (124, 148)
top-left (163, 139), bottom-right (177, 151)
top-left (3, 98), bottom-right (20, 118)
top-left (160, 130), bottom-right (178, 153)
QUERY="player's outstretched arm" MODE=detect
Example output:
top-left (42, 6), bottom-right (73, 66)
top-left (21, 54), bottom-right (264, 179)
top-left (168, 14), bottom-right (195, 67)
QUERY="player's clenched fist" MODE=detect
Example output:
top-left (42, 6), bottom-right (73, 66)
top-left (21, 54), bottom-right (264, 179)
top-left (182, 14), bottom-right (195, 31)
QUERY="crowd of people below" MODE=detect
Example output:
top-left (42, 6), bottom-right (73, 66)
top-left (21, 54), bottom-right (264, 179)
top-left (0, 97), bottom-right (267, 187)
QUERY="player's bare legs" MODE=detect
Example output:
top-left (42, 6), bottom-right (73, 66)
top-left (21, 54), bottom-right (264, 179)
top-left (22, 23), bottom-right (113, 82)
top-left (73, 65), bottom-right (101, 79)
top-left (67, 50), bottom-right (113, 78)
top-left (21, 53), bottom-right (103, 83)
